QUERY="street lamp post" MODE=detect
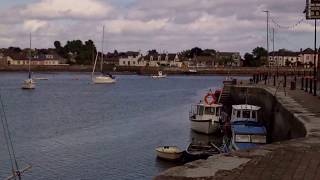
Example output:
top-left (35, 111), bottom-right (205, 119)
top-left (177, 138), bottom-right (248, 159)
top-left (314, 19), bottom-right (317, 96)
top-left (264, 10), bottom-right (270, 80)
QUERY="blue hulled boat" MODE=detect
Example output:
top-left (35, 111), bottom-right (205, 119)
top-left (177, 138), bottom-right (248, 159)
top-left (227, 104), bottom-right (267, 151)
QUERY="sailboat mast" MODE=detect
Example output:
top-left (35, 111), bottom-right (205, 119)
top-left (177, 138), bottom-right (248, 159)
top-left (29, 33), bottom-right (32, 79)
top-left (100, 26), bottom-right (105, 73)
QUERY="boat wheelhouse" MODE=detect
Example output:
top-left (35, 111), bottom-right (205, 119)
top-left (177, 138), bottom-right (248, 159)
top-left (228, 104), bottom-right (267, 151)
top-left (231, 104), bottom-right (261, 123)
top-left (189, 91), bottom-right (222, 134)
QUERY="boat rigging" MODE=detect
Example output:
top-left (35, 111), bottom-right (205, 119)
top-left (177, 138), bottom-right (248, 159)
top-left (0, 92), bottom-right (31, 180)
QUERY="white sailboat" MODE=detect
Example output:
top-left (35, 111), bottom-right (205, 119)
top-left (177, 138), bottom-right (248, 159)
top-left (22, 33), bottom-right (35, 90)
top-left (92, 26), bottom-right (116, 84)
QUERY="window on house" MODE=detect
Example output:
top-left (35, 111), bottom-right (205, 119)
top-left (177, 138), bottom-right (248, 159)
top-left (123, 61), bottom-right (126, 65)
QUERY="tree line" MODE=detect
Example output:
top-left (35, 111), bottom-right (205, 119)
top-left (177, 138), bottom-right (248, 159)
top-left (54, 40), bottom-right (97, 65)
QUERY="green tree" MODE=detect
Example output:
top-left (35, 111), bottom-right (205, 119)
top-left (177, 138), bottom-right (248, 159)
top-left (54, 41), bottom-right (62, 49)
top-left (252, 47), bottom-right (268, 67)
top-left (243, 53), bottom-right (254, 67)
top-left (190, 47), bottom-right (203, 57)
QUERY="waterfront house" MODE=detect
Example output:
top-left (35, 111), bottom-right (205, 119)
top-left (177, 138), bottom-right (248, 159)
top-left (268, 51), bottom-right (301, 67)
top-left (142, 53), bottom-right (182, 67)
top-left (216, 52), bottom-right (241, 67)
top-left (118, 51), bottom-right (144, 67)
top-left (7, 52), bottom-right (62, 66)
top-left (268, 48), bottom-right (318, 68)
top-left (300, 48), bottom-right (318, 68)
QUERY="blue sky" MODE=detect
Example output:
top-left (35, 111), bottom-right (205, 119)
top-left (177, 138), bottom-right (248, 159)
top-left (0, 0), bottom-right (317, 54)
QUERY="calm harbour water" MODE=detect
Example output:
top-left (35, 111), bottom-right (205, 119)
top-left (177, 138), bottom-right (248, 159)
top-left (0, 73), bottom-right (236, 180)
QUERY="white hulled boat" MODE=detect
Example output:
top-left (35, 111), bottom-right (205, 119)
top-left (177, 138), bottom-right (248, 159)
top-left (22, 33), bottom-right (35, 90)
top-left (155, 146), bottom-right (183, 161)
top-left (189, 90), bottom-right (222, 134)
top-left (151, 71), bottom-right (167, 79)
top-left (92, 26), bottom-right (116, 84)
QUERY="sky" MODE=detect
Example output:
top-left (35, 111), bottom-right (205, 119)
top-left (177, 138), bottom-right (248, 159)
top-left (0, 0), bottom-right (317, 54)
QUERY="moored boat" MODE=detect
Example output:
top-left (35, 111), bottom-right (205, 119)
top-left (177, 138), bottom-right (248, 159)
top-left (155, 146), bottom-right (183, 161)
top-left (22, 79), bottom-right (35, 89)
top-left (225, 104), bottom-right (267, 151)
top-left (92, 26), bottom-right (116, 84)
top-left (186, 142), bottom-right (220, 160)
top-left (151, 71), bottom-right (167, 79)
top-left (189, 90), bottom-right (223, 134)
top-left (22, 33), bottom-right (36, 90)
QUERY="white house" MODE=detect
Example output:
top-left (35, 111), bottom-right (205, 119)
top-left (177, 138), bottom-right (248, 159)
top-left (300, 48), bottom-right (318, 68)
top-left (7, 53), bottom-right (61, 66)
top-left (269, 48), bottom-right (318, 67)
top-left (142, 53), bottom-right (182, 67)
top-left (119, 52), bottom-right (144, 67)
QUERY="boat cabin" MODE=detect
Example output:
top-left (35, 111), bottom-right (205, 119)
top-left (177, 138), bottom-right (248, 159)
top-left (231, 104), bottom-right (261, 123)
top-left (190, 102), bottom-right (222, 119)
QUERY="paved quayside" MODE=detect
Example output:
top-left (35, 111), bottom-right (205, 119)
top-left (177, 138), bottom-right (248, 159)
top-left (155, 84), bottom-right (320, 180)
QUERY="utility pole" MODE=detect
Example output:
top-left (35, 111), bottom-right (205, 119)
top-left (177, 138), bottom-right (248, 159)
top-left (264, 10), bottom-right (270, 80)
top-left (264, 11), bottom-right (269, 64)
top-left (314, 19), bottom-right (317, 96)
top-left (272, 28), bottom-right (277, 77)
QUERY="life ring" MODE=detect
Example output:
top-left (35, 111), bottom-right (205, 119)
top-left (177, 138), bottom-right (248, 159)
top-left (204, 93), bottom-right (216, 105)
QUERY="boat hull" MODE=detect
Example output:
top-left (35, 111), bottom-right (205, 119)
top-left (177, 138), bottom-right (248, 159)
top-left (93, 76), bottom-right (116, 84)
top-left (190, 119), bottom-right (220, 134)
top-left (155, 147), bottom-right (183, 161)
top-left (22, 79), bottom-right (35, 90)
top-left (151, 75), bottom-right (167, 79)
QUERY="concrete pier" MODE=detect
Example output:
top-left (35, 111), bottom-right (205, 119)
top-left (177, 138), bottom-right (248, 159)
top-left (155, 84), bottom-right (320, 180)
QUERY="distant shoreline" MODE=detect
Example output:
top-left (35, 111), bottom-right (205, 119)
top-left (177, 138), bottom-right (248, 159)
top-left (0, 65), bottom-right (312, 76)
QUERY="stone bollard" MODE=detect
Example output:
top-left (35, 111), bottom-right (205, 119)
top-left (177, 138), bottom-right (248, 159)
top-left (305, 77), bottom-right (309, 92)
top-left (310, 78), bottom-right (313, 94)
top-left (264, 74), bottom-right (267, 85)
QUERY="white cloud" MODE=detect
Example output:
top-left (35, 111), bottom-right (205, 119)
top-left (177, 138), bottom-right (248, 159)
top-left (23, 20), bottom-right (48, 32)
top-left (21, 0), bottom-right (114, 19)
top-left (106, 19), bottom-right (169, 34)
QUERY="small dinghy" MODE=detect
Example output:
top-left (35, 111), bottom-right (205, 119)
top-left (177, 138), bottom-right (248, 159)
top-left (186, 142), bottom-right (221, 160)
top-left (155, 146), bottom-right (183, 161)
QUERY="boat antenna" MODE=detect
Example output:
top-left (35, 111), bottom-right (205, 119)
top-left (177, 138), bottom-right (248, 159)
top-left (0, 91), bottom-right (31, 180)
